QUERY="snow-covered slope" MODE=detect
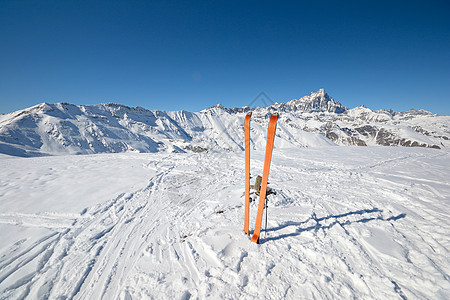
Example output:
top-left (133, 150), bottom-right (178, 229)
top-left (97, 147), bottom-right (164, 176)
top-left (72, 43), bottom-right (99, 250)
top-left (0, 89), bottom-right (449, 157)
top-left (0, 147), bottom-right (449, 298)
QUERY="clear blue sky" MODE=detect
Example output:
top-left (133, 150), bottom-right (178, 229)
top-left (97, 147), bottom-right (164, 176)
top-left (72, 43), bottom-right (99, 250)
top-left (1, 0), bottom-right (449, 115)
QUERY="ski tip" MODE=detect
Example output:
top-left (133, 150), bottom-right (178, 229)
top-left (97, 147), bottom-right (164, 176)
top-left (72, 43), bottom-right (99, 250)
top-left (246, 112), bottom-right (252, 117)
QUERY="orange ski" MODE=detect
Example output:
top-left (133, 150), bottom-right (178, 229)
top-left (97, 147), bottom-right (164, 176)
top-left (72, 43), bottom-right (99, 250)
top-left (244, 112), bottom-right (252, 235)
top-left (251, 113), bottom-right (278, 244)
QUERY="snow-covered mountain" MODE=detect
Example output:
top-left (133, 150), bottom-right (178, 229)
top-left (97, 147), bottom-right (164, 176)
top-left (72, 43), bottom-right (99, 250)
top-left (0, 89), bottom-right (449, 157)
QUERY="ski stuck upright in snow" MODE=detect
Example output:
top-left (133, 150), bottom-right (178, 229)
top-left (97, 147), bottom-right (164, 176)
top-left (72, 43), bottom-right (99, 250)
top-left (244, 112), bottom-right (252, 235)
top-left (243, 112), bottom-right (279, 243)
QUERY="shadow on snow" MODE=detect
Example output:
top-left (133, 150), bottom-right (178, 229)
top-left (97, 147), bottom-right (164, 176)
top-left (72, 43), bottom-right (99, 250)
top-left (260, 208), bottom-right (406, 244)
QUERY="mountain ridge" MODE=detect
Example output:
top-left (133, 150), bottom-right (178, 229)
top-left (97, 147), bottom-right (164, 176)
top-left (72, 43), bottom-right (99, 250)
top-left (1, 90), bottom-right (448, 157)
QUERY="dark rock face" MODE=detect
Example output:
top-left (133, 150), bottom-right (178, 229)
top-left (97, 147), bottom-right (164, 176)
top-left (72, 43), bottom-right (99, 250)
top-left (184, 145), bottom-right (208, 153)
top-left (355, 125), bottom-right (378, 137)
top-left (374, 128), bottom-right (441, 149)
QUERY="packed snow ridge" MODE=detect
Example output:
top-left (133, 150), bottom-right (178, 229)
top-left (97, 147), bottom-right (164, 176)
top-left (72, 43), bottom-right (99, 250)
top-left (0, 89), bottom-right (449, 157)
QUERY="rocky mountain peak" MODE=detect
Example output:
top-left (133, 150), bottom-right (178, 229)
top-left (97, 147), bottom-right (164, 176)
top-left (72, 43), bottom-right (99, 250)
top-left (272, 89), bottom-right (347, 114)
top-left (310, 88), bottom-right (327, 98)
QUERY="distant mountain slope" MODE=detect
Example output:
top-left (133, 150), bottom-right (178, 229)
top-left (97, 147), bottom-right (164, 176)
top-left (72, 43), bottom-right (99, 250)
top-left (0, 90), bottom-right (448, 157)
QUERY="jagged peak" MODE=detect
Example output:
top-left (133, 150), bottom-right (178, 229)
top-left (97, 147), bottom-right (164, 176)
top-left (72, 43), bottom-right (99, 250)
top-left (28, 102), bottom-right (56, 114)
top-left (203, 103), bottom-right (229, 113)
top-left (302, 88), bottom-right (328, 99)
top-left (313, 88), bottom-right (327, 97)
top-left (290, 90), bottom-right (347, 113)
top-left (204, 103), bottom-right (225, 109)
top-left (295, 89), bottom-right (331, 103)
top-left (32, 102), bottom-right (53, 109)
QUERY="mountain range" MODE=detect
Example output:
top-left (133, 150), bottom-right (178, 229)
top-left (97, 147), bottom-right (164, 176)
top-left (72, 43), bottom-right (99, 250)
top-left (1, 89), bottom-right (449, 157)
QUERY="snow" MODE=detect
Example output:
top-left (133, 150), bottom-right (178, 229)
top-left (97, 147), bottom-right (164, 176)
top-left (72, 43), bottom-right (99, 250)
top-left (0, 153), bottom-right (157, 215)
top-left (0, 146), bottom-right (449, 298)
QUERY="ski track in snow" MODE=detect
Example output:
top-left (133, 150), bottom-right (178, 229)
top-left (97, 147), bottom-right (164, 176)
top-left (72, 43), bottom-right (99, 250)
top-left (0, 147), bottom-right (449, 299)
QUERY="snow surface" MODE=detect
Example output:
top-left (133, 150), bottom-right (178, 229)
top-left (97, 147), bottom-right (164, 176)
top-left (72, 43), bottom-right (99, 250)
top-left (0, 146), bottom-right (449, 299)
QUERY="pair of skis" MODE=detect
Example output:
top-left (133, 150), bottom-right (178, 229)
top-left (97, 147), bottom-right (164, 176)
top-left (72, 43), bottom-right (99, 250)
top-left (244, 112), bottom-right (279, 244)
